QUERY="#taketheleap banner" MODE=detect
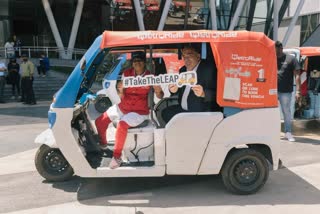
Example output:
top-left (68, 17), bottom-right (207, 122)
top-left (123, 71), bottom-right (197, 88)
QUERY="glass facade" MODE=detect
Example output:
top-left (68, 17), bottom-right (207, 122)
top-left (300, 13), bottom-right (320, 45)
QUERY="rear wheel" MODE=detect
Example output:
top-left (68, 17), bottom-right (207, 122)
top-left (221, 149), bottom-right (269, 195)
top-left (35, 145), bottom-right (74, 182)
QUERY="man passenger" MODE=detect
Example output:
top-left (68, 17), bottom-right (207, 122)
top-left (161, 44), bottom-right (220, 123)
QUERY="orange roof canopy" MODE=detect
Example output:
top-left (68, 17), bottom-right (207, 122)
top-left (100, 30), bottom-right (274, 49)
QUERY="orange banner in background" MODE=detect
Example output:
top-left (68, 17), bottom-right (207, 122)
top-left (162, 54), bottom-right (185, 73)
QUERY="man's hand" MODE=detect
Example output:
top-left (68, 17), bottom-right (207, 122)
top-left (153, 85), bottom-right (164, 99)
top-left (168, 84), bottom-right (178, 93)
top-left (192, 84), bottom-right (205, 97)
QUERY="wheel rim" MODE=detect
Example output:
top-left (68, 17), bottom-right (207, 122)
top-left (233, 159), bottom-right (260, 186)
top-left (44, 150), bottom-right (70, 175)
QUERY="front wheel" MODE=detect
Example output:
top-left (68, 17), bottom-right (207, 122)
top-left (35, 145), bottom-right (74, 182)
top-left (221, 149), bottom-right (269, 195)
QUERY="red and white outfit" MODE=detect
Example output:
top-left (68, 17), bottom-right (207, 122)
top-left (95, 68), bottom-right (151, 158)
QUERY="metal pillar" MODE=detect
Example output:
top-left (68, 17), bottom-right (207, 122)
top-left (132, 0), bottom-right (145, 30)
top-left (264, 0), bottom-right (273, 35)
top-left (209, 0), bottom-right (217, 30)
top-left (42, 0), bottom-right (66, 59)
top-left (246, 0), bottom-right (257, 31)
top-left (273, 0), bottom-right (279, 41)
top-left (157, 0), bottom-right (172, 30)
top-left (184, 0), bottom-right (191, 29)
top-left (268, 0), bottom-right (290, 39)
top-left (67, 0), bottom-right (84, 59)
top-left (229, 0), bottom-right (245, 30)
top-left (282, 0), bottom-right (305, 46)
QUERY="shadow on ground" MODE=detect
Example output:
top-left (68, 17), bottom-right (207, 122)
top-left (48, 168), bottom-right (320, 207)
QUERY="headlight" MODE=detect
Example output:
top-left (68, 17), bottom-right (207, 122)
top-left (104, 81), bottom-right (110, 89)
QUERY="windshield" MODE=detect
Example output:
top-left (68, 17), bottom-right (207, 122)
top-left (87, 50), bottom-right (177, 94)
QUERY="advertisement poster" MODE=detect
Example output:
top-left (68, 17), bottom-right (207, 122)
top-left (212, 42), bottom-right (278, 108)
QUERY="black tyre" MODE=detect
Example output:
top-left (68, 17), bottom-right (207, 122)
top-left (221, 149), bottom-right (269, 195)
top-left (35, 145), bottom-right (74, 182)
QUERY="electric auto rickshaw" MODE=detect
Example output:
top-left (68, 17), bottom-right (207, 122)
top-left (284, 47), bottom-right (320, 118)
top-left (34, 30), bottom-right (280, 195)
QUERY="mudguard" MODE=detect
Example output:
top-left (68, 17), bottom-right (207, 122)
top-left (34, 128), bottom-right (58, 148)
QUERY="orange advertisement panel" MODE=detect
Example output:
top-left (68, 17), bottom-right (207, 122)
top-left (212, 41), bottom-right (278, 108)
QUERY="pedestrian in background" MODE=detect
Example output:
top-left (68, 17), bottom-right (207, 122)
top-left (4, 39), bottom-right (15, 58)
top-left (20, 54), bottom-right (36, 105)
top-left (275, 41), bottom-right (301, 142)
top-left (13, 35), bottom-right (22, 58)
top-left (38, 53), bottom-right (50, 77)
top-left (7, 58), bottom-right (21, 100)
top-left (0, 59), bottom-right (8, 103)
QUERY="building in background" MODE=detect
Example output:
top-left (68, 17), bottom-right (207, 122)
top-left (0, 0), bottom-right (319, 57)
top-left (279, 0), bottom-right (320, 47)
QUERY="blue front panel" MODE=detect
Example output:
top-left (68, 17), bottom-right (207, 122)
top-left (53, 35), bottom-right (103, 108)
top-left (48, 111), bottom-right (56, 128)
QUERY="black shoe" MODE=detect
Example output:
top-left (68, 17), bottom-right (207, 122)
top-left (0, 100), bottom-right (5, 103)
top-left (30, 102), bottom-right (37, 105)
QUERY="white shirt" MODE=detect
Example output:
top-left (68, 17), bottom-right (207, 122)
top-left (4, 42), bottom-right (14, 54)
top-left (181, 61), bottom-right (200, 110)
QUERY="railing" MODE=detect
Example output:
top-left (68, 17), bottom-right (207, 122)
top-left (0, 46), bottom-right (87, 60)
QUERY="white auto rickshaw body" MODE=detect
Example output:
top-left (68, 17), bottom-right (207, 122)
top-left (35, 30), bottom-right (280, 194)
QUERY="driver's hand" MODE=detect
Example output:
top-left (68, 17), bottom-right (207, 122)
top-left (153, 85), bottom-right (164, 99)
top-left (117, 81), bottom-right (124, 96)
top-left (153, 85), bottom-right (162, 93)
top-left (117, 81), bottom-right (123, 90)
top-left (169, 84), bottom-right (178, 93)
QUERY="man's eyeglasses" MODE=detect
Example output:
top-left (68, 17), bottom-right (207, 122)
top-left (182, 52), bottom-right (196, 58)
top-left (132, 59), bottom-right (144, 63)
